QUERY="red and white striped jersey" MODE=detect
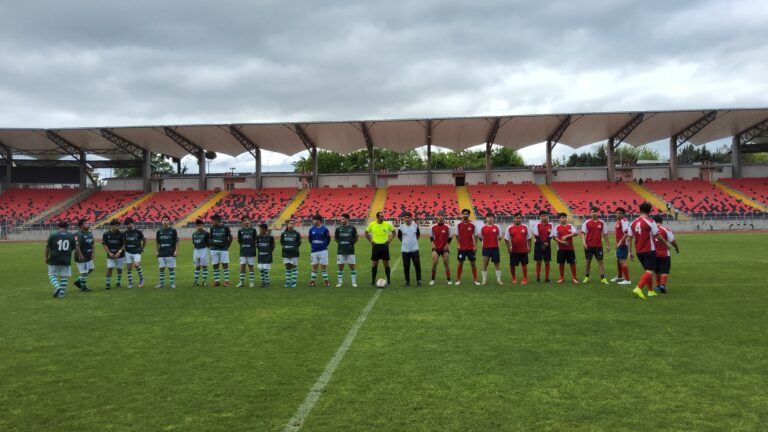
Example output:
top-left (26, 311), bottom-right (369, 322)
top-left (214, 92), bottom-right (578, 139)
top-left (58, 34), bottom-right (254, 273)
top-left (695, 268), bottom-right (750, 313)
top-left (654, 226), bottom-right (675, 258)
top-left (628, 216), bottom-right (659, 254)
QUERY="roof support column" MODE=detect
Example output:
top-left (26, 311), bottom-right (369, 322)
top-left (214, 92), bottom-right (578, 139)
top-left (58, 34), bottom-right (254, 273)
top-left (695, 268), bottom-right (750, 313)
top-left (485, 143), bottom-right (492, 184)
top-left (255, 148), bottom-right (262, 189)
top-left (198, 150), bottom-right (206, 191)
top-left (425, 120), bottom-right (433, 186)
top-left (545, 116), bottom-right (572, 185)
top-left (360, 122), bottom-right (375, 187)
top-left (669, 110), bottom-right (717, 181)
top-left (732, 135), bottom-right (742, 179)
top-left (311, 147), bottom-right (318, 188)
top-left (546, 142), bottom-right (554, 185)
top-left (606, 138), bottom-right (616, 182)
top-left (79, 150), bottom-right (88, 190)
top-left (606, 113), bottom-right (645, 182)
top-left (142, 149), bottom-right (152, 193)
top-left (4, 149), bottom-right (12, 189)
top-left (669, 135), bottom-right (679, 181)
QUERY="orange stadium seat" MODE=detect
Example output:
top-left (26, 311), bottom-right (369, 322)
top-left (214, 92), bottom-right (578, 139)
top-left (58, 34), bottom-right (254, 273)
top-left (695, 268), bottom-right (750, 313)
top-left (119, 190), bottom-right (215, 223)
top-left (468, 183), bottom-right (550, 217)
top-left (197, 188), bottom-right (297, 224)
top-left (46, 190), bottom-right (144, 224)
top-left (720, 177), bottom-right (768, 206)
top-left (551, 181), bottom-right (658, 217)
top-left (382, 185), bottom-right (459, 219)
top-left (293, 186), bottom-right (375, 223)
top-left (0, 188), bottom-right (79, 226)
top-left (643, 179), bottom-right (760, 216)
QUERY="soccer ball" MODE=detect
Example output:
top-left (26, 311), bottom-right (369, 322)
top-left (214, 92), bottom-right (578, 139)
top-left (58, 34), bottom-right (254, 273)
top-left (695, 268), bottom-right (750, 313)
top-left (376, 278), bottom-right (387, 288)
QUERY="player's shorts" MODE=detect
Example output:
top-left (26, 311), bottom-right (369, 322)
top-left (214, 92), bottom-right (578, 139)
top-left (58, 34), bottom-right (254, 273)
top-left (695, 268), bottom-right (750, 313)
top-left (158, 257), bottom-right (177, 268)
top-left (48, 264), bottom-right (72, 277)
top-left (557, 249), bottom-right (576, 264)
top-left (239, 256), bottom-right (256, 266)
top-left (76, 260), bottom-right (94, 274)
top-left (371, 243), bottom-right (390, 261)
top-left (337, 254), bottom-right (356, 265)
top-left (106, 258), bottom-right (125, 269)
top-left (282, 257), bottom-right (299, 266)
top-left (193, 248), bottom-right (209, 266)
top-left (457, 250), bottom-right (476, 262)
top-left (637, 251), bottom-right (657, 272)
top-left (533, 242), bottom-right (552, 262)
top-left (509, 252), bottom-right (529, 266)
top-left (432, 248), bottom-right (448, 255)
top-left (482, 247), bottom-right (500, 263)
top-left (257, 263), bottom-right (271, 270)
top-left (125, 253), bottom-right (142, 265)
top-left (616, 245), bottom-right (629, 260)
top-left (211, 250), bottom-right (230, 265)
top-left (585, 247), bottom-right (604, 260)
top-left (310, 250), bottom-right (329, 265)
top-left (656, 256), bottom-right (671, 274)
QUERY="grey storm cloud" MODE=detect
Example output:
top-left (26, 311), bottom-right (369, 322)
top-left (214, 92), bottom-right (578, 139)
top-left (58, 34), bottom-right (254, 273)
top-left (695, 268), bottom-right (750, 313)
top-left (1, 0), bottom-right (767, 169)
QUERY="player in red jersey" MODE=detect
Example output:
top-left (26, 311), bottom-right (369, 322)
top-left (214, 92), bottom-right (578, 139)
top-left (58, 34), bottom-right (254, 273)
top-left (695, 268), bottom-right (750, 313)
top-left (479, 213), bottom-right (503, 285)
top-left (627, 202), bottom-right (672, 299)
top-left (580, 207), bottom-right (610, 284)
top-left (553, 212), bottom-right (579, 284)
top-left (611, 207), bottom-right (633, 285)
top-left (532, 210), bottom-right (554, 282)
top-left (429, 214), bottom-right (452, 285)
top-left (454, 208), bottom-right (480, 285)
top-left (652, 214), bottom-right (679, 294)
top-left (504, 212), bottom-right (532, 284)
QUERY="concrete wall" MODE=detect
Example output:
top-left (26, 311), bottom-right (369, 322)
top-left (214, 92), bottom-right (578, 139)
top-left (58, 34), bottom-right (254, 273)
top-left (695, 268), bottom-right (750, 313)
top-left (633, 166), bottom-right (668, 181)
top-left (553, 167), bottom-right (607, 182)
top-left (432, 172), bottom-right (453, 185)
top-left (678, 167), bottom-right (700, 180)
top-left (387, 172), bottom-right (428, 186)
top-left (262, 174), bottom-right (301, 188)
top-left (102, 178), bottom-right (143, 190)
top-left (743, 165), bottom-right (768, 178)
top-left (160, 177), bottom-right (198, 191)
top-left (318, 174), bottom-right (369, 188)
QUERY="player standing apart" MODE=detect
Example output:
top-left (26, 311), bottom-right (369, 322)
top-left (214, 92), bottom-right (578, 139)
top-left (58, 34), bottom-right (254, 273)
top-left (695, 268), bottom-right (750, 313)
top-left (74, 219), bottom-right (94, 292)
top-left (308, 214), bottom-right (331, 287)
top-left (533, 211), bottom-right (554, 283)
top-left (397, 212), bottom-right (422, 286)
top-left (504, 212), bottom-right (532, 284)
top-left (455, 208), bottom-right (480, 286)
top-left (580, 207), bottom-right (610, 284)
top-left (155, 215), bottom-right (179, 288)
top-left (256, 223), bottom-right (275, 287)
top-left (429, 214), bottom-right (453, 285)
top-left (554, 213), bottom-right (579, 284)
top-left (652, 214), bottom-right (679, 294)
top-left (102, 219), bottom-right (126, 289)
top-left (334, 213), bottom-right (358, 287)
top-left (209, 214), bottom-right (233, 287)
top-left (123, 218), bottom-right (146, 288)
top-left (479, 213), bottom-right (503, 285)
top-left (46, 221), bottom-right (78, 298)
top-left (611, 207), bottom-right (633, 285)
top-left (366, 211), bottom-right (395, 287)
top-left (280, 220), bottom-right (301, 288)
top-left (192, 219), bottom-right (211, 286)
top-left (237, 216), bottom-right (257, 288)
top-left (627, 202), bottom-right (671, 299)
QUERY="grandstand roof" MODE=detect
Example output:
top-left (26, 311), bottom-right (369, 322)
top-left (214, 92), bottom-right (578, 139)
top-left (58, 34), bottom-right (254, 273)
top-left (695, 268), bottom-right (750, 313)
top-left (1, 108), bottom-right (767, 160)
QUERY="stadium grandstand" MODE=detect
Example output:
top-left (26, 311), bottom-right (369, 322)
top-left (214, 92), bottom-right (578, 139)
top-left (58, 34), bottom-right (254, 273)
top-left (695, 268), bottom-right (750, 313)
top-left (2, 107), bottom-right (768, 238)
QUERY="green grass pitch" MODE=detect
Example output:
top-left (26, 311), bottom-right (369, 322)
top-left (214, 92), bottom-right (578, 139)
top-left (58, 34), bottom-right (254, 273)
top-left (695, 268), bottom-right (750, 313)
top-left (1, 233), bottom-right (767, 431)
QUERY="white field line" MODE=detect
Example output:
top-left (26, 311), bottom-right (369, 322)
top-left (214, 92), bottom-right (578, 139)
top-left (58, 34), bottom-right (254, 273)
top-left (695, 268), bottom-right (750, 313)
top-left (283, 258), bottom-right (401, 432)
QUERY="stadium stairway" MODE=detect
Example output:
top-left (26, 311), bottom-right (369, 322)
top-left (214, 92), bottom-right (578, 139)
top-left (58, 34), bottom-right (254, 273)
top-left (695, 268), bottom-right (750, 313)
top-left (368, 188), bottom-right (387, 222)
top-left (271, 189), bottom-right (309, 229)
top-left (538, 184), bottom-right (572, 217)
top-left (713, 181), bottom-right (768, 212)
top-left (175, 190), bottom-right (230, 228)
top-left (625, 182), bottom-right (686, 220)
top-left (455, 186), bottom-right (476, 219)
top-left (94, 192), bottom-right (155, 228)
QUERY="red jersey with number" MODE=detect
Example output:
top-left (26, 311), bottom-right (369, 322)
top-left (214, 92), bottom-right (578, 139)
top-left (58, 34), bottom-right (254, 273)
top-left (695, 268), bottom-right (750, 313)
top-left (505, 224), bottom-right (532, 253)
top-left (480, 224), bottom-right (501, 249)
top-left (654, 226), bottom-right (675, 258)
top-left (430, 224), bottom-right (451, 250)
top-left (555, 224), bottom-right (577, 251)
top-left (628, 216), bottom-right (659, 254)
top-left (456, 221), bottom-right (477, 251)
top-left (533, 222), bottom-right (553, 244)
top-left (581, 219), bottom-right (607, 248)
top-left (615, 218), bottom-right (630, 246)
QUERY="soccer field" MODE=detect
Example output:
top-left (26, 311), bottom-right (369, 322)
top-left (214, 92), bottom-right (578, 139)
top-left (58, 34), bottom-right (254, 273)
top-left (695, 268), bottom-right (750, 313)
top-left (1, 233), bottom-right (767, 431)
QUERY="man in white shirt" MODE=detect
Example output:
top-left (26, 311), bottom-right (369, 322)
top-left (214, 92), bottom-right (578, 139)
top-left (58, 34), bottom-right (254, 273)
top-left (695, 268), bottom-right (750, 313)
top-left (397, 212), bottom-right (422, 286)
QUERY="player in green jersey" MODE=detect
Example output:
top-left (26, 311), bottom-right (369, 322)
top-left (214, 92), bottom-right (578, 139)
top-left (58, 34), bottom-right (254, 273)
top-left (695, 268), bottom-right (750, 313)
top-left (280, 219), bottom-right (301, 288)
top-left (46, 221), bottom-right (79, 298)
top-left (192, 219), bottom-right (211, 286)
top-left (74, 219), bottom-right (94, 292)
top-left (209, 214), bottom-right (233, 287)
top-left (256, 223), bottom-right (275, 287)
top-left (334, 213), bottom-right (358, 287)
top-left (102, 219), bottom-right (126, 289)
top-left (155, 215), bottom-right (179, 288)
top-left (237, 216), bottom-right (257, 287)
top-left (123, 217), bottom-right (146, 288)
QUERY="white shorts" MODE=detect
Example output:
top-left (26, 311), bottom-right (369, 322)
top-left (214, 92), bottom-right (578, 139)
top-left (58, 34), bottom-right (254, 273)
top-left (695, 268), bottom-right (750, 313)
top-left (337, 254), bottom-right (356, 265)
top-left (107, 258), bottom-right (125, 269)
top-left (240, 256), bottom-right (256, 265)
top-left (48, 265), bottom-right (72, 277)
top-left (193, 248), bottom-right (210, 266)
top-left (282, 257), bottom-right (299, 265)
top-left (158, 257), bottom-right (177, 268)
top-left (211, 250), bottom-right (229, 265)
top-left (125, 253), bottom-right (142, 265)
top-left (257, 263), bottom-right (271, 270)
top-left (77, 260), bottom-right (95, 274)
top-left (311, 250), bottom-right (329, 265)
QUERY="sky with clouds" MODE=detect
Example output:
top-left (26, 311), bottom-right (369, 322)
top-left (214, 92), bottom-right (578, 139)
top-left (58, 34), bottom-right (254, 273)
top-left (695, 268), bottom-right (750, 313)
top-left (1, 0), bottom-right (767, 173)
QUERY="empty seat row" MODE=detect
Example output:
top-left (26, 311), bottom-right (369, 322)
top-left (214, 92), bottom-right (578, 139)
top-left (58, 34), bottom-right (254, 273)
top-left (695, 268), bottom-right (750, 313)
top-left (47, 190), bottom-right (144, 224)
top-left (293, 187), bottom-right (375, 222)
top-left (644, 179), bottom-right (761, 215)
top-left (382, 185), bottom-right (459, 219)
top-left (468, 183), bottom-right (550, 217)
top-left (0, 188), bottom-right (79, 226)
top-left (551, 181), bottom-right (659, 216)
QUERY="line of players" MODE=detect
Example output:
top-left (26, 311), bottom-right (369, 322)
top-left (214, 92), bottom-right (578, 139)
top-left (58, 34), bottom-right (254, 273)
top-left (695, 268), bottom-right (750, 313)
top-left (45, 202), bottom-right (678, 300)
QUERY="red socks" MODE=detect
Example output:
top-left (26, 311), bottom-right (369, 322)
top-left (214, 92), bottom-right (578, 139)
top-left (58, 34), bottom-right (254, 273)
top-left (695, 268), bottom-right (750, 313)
top-left (545, 262), bottom-right (550, 279)
top-left (471, 266), bottom-right (477, 280)
top-left (536, 262), bottom-right (542, 278)
top-left (457, 265), bottom-right (463, 281)
top-left (617, 262), bottom-right (622, 278)
top-left (510, 266), bottom-right (516, 279)
top-left (559, 263), bottom-right (565, 279)
top-left (656, 274), bottom-right (662, 286)
top-left (622, 265), bottom-right (630, 281)
top-left (445, 270), bottom-right (451, 281)
top-left (569, 263), bottom-right (577, 278)
top-left (522, 265), bottom-right (528, 279)
top-left (638, 272), bottom-right (653, 289)
top-left (660, 275), bottom-right (668, 286)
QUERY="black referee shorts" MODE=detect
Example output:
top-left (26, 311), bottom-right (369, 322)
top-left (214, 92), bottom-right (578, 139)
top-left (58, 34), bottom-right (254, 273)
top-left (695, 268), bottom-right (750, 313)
top-left (371, 243), bottom-right (390, 261)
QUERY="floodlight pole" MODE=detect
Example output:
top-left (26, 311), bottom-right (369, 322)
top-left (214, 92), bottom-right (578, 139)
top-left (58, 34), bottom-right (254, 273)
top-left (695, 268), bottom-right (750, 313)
top-left (426, 120), bottom-right (433, 186)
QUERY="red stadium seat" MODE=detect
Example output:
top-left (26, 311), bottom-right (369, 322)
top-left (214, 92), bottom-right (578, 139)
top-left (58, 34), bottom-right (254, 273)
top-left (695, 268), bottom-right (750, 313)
top-left (468, 183), bottom-right (549, 217)
top-left (720, 177), bottom-right (768, 206)
top-left (197, 188), bottom-right (297, 224)
top-left (551, 181), bottom-right (658, 217)
top-left (293, 187), bottom-right (375, 223)
top-left (382, 185), bottom-right (459, 219)
top-left (120, 190), bottom-right (215, 223)
top-left (0, 188), bottom-right (79, 226)
top-left (46, 190), bottom-right (144, 224)
top-left (643, 179), bottom-right (760, 216)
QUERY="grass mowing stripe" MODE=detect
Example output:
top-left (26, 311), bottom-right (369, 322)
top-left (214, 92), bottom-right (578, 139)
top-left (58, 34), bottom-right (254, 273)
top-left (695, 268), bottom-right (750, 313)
top-left (283, 258), bottom-right (401, 432)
